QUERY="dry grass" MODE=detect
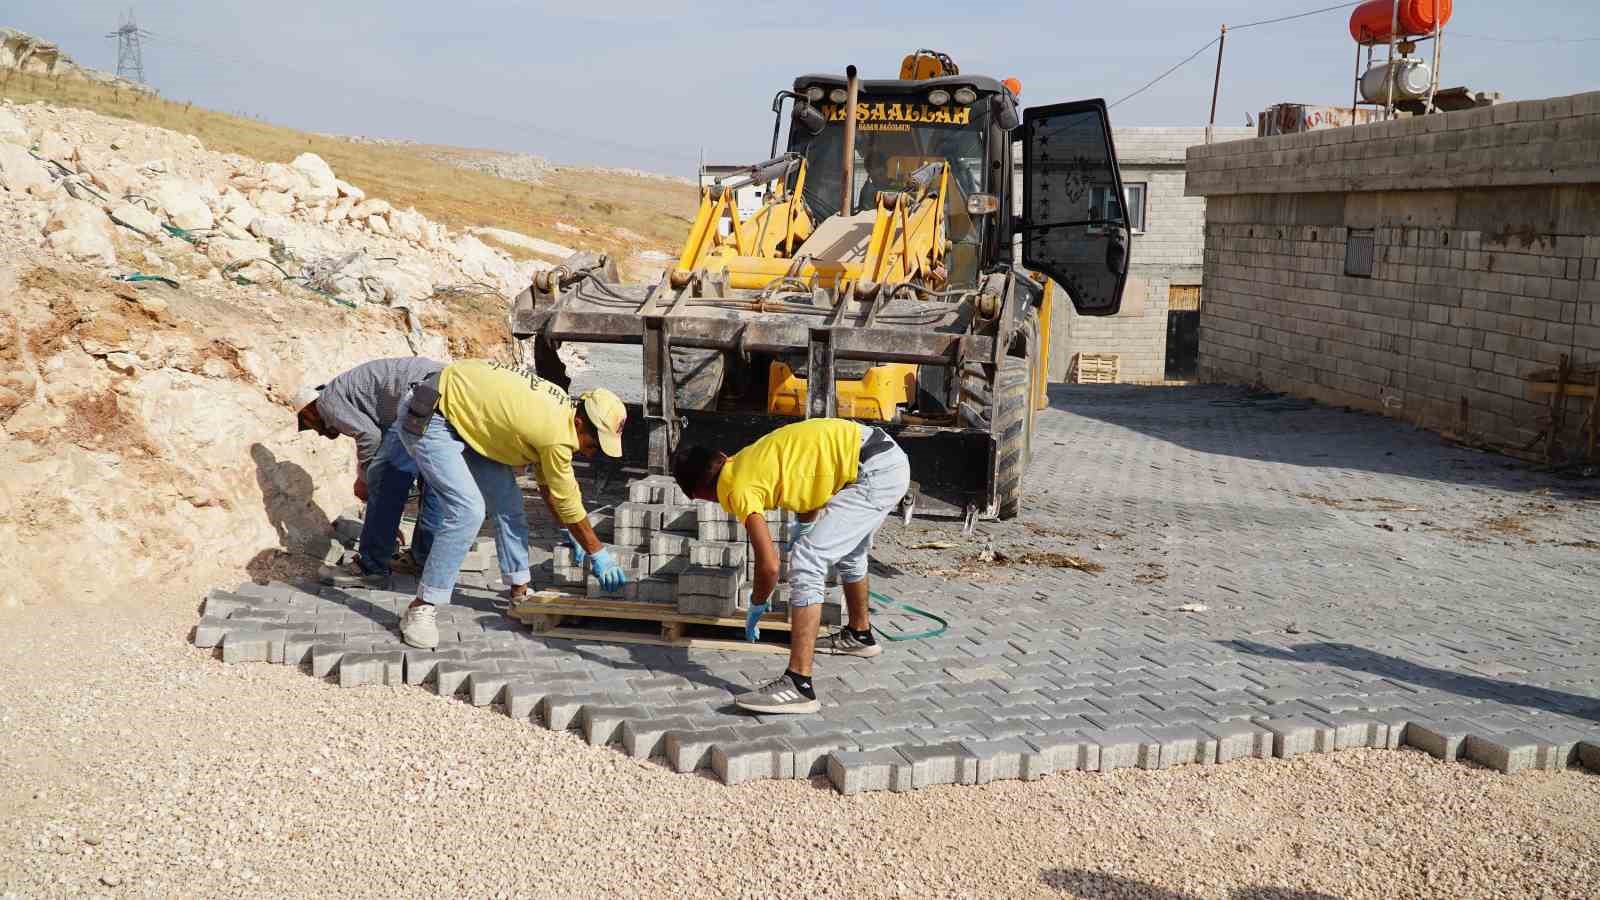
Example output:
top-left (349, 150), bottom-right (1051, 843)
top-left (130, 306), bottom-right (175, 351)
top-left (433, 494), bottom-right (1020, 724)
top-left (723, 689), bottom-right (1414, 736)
top-left (1, 72), bottom-right (697, 261)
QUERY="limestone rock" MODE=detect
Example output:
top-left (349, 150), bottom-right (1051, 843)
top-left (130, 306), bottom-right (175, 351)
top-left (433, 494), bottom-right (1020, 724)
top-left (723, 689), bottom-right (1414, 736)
top-left (35, 130), bottom-right (72, 164)
top-left (0, 143), bottom-right (53, 197)
top-left (290, 153), bottom-right (337, 202)
top-left (207, 237), bottom-right (268, 269)
top-left (0, 108), bottom-right (25, 143)
top-left (390, 207), bottom-right (425, 243)
top-left (325, 196), bottom-right (356, 223)
top-left (261, 162), bottom-right (305, 194)
top-left (350, 198), bottom-right (390, 218)
top-left (43, 197), bottom-right (116, 266)
top-left (108, 202), bottom-right (163, 239)
top-left (152, 179), bottom-right (214, 231)
top-left (367, 214), bottom-right (391, 236)
top-left (334, 179), bottom-right (365, 201)
top-left (255, 190), bottom-right (294, 216)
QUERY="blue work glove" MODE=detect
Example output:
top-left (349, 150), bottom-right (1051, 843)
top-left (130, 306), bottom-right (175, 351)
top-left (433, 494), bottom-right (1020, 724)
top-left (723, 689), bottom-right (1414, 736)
top-left (562, 529), bottom-right (587, 567)
top-left (589, 547), bottom-right (627, 592)
top-left (745, 598), bottom-right (770, 642)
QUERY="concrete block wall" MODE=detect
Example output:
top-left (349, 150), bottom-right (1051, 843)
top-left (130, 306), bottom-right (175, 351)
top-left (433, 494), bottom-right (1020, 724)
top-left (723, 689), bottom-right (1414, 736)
top-left (1187, 92), bottom-right (1600, 451)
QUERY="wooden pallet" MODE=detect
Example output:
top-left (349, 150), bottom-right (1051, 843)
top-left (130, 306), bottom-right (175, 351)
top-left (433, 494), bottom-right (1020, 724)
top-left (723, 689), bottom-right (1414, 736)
top-left (1071, 353), bottom-right (1120, 384)
top-left (507, 591), bottom-right (794, 654)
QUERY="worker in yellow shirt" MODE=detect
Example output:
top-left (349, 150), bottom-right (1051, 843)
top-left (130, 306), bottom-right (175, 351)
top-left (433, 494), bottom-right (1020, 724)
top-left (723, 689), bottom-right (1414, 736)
top-left (393, 359), bottom-right (628, 649)
top-left (672, 418), bottom-right (910, 714)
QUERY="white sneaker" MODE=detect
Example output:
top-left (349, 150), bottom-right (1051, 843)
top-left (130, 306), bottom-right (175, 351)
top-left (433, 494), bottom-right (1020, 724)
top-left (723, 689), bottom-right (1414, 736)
top-left (401, 602), bottom-right (439, 649)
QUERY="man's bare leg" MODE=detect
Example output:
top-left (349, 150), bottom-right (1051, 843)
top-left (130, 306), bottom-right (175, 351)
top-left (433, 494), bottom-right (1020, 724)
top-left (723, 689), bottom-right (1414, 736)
top-left (787, 603), bottom-right (822, 677)
top-left (842, 578), bottom-right (871, 632)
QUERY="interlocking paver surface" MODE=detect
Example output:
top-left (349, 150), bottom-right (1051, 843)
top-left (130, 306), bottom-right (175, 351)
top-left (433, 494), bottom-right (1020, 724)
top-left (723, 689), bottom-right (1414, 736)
top-left (191, 383), bottom-right (1600, 792)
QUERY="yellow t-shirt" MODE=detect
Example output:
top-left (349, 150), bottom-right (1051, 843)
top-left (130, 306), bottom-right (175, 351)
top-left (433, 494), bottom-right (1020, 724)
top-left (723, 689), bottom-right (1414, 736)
top-left (436, 360), bottom-right (587, 525)
top-left (717, 418), bottom-right (861, 521)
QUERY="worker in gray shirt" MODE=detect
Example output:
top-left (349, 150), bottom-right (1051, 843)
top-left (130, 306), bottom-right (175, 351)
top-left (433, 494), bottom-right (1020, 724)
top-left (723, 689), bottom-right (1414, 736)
top-left (292, 356), bottom-right (445, 586)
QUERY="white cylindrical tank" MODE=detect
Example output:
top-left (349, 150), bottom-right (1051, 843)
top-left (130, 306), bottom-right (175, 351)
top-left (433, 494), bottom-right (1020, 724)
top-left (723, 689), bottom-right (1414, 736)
top-left (1360, 58), bottom-right (1433, 103)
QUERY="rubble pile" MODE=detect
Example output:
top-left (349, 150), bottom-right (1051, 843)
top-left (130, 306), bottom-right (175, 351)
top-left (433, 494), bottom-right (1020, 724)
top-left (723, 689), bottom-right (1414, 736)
top-left (0, 99), bottom-right (548, 308)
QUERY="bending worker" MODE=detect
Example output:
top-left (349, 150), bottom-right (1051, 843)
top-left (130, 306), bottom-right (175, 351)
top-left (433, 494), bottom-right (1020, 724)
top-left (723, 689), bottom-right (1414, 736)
top-left (672, 418), bottom-right (909, 714)
top-left (395, 359), bottom-right (629, 650)
top-left (292, 356), bottom-right (445, 586)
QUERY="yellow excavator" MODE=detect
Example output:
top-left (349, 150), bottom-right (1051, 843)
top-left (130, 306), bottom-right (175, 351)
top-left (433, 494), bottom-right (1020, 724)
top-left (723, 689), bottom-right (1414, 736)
top-left (514, 51), bottom-right (1132, 527)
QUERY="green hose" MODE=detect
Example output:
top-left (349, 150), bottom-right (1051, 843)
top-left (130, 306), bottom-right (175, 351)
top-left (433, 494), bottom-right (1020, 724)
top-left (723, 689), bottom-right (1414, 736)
top-left (867, 590), bottom-right (948, 641)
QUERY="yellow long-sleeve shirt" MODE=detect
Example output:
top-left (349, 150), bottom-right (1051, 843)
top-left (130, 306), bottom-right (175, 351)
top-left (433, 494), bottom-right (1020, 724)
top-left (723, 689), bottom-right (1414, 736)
top-left (716, 418), bottom-right (861, 521)
top-left (436, 360), bottom-right (587, 525)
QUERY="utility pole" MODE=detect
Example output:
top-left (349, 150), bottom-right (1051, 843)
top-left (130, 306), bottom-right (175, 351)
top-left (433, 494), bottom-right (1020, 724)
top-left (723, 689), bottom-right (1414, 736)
top-left (1206, 25), bottom-right (1227, 144)
top-left (106, 9), bottom-right (150, 84)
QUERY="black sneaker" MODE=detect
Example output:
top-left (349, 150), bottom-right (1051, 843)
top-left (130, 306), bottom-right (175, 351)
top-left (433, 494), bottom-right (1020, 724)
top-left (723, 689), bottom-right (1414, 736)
top-left (816, 626), bottom-right (882, 658)
top-left (734, 672), bottom-right (819, 714)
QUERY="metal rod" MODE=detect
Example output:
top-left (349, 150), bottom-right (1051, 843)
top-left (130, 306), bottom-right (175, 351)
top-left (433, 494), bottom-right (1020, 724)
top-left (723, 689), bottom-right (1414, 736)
top-left (1427, 2), bottom-right (1443, 113)
top-left (1207, 25), bottom-right (1227, 144)
top-left (840, 64), bottom-right (860, 217)
top-left (1351, 39), bottom-right (1362, 120)
top-left (1385, 0), bottom-right (1401, 120)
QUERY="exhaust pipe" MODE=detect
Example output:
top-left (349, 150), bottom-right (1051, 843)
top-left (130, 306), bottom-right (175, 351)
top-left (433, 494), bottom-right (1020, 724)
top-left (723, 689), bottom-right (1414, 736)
top-left (840, 64), bottom-right (859, 217)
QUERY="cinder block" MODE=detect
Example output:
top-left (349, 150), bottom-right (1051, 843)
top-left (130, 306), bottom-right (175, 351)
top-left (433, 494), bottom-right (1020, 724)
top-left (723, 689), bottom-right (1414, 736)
top-left (826, 749), bottom-right (914, 795)
top-left (899, 742), bottom-right (979, 788)
top-left (713, 739), bottom-right (795, 785)
top-left (1022, 732), bottom-right (1100, 778)
top-left (581, 704), bottom-right (650, 746)
top-left (959, 738), bottom-right (1035, 784)
top-left (666, 726), bottom-right (739, 773)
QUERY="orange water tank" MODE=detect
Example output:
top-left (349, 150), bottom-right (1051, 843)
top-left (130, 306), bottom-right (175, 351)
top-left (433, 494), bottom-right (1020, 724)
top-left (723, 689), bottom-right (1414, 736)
top-left (1349, 0), bottom-right (1453, 43)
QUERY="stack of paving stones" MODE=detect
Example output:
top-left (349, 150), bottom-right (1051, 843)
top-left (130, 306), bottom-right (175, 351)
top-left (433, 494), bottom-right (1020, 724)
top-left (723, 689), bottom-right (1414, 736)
top-left (550, 474), bottom-right (838, 625)
top-left (191, 388), bottom-right (1600, 793)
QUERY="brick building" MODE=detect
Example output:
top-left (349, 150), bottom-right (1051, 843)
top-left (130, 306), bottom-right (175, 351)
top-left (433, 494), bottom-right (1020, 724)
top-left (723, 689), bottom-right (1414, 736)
top-left (1031, 127), bottom-right (1254, 383)
top-left (1186, 91), bottom-right (1600, 453)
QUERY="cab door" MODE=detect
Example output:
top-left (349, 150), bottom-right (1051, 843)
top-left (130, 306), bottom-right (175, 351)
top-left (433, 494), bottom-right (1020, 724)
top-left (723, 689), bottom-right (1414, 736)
top-left (1017, 99), bottom-right (1130, 316)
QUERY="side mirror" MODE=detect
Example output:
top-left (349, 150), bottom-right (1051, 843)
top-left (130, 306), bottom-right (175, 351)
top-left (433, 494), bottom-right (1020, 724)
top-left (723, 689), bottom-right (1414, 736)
top-left (993, 93), bottom-right (1020, 132)
top-left (794, 102), bottom-right (826, 135)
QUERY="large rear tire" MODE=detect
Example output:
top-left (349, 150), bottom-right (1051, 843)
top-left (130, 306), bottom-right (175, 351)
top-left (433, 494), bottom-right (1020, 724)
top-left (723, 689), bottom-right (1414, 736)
top-left (957, 311), bottom-right (1039, 520)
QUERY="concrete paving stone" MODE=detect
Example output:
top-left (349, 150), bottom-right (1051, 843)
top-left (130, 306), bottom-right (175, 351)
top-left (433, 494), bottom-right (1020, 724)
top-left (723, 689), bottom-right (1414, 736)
top-left (192, 616), bottom-right (233, 649)
top-left (783, 733), bottom-right (855, 778)
top-left (1404, 718), bottom-right (1478, 762)
top-left (713, 739), bottom-right (795, 785)
top-left (580, 704), bottom-right (650, 746)
top-left (621, 715), bottom-right (696, 759)
top-left (200, 590), bottom-right (254, 618)
top-left (1369, 709), bottom-right (1419, 749)
top-left (959, 738), bottom-right (1035, 784)
top-left (403, 648), bottom-right (466, 686)
top-left (1307, 713), bottom-right (1389, 750)
top-left (433, 661), bottom-right (484, 699)
top-left (1518, 722), bottom-right (1590, 769)
top-left (1142, 725), bottom-right (1219, 768)
top-left (282, 632), bottom-right (323, 666)
top-left (1077, 728), bottom-right (1151, 771)
top-left (1084, 710), bottom-right (1157, 731)
top-left (309, 643), bottom-right (349, 678)
top-left (1463, 731), bottom-right (1549, 774)
top-left (338, 651), bottom-right (404, 688)
top-left (1021, 732), bottom-right (1099, 778)
top-left (1199, 721), bottom-right (1274, 763)
top-left (467, 670), bottom-right (516, 707)
top-left (1207, 703), bottom-right (1269, 722)
top-left (666, 726), bottom-right (739, 773)
top-left (540, 692), bottom-right (617, 731)
top-left (974, 720), bottom-right (1032, 741)
top-left (827, 749), bottom-right (915, 795)
top-left (1253, 717), bottom-right (1335, 759)
top-left (221, 629), bottom-right (270, 664)
top-left (853, 729), bottom-right (921, 752)
top-left (898, 742), bottom-right (979, 788)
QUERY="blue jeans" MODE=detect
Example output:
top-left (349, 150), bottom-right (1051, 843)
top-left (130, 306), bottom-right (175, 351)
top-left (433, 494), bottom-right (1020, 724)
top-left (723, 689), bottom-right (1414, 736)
top-left (357, 422), bottom-right (441, 576)
top-left (397, 397), bottom-right (531, 605)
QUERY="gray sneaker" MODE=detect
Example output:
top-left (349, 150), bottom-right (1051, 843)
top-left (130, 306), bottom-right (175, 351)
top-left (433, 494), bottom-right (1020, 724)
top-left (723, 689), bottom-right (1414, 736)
top-left (816, 627), bottom-right (882, 658)
top-left (319, 558), bottom-right (389, 588)
top-left (734, 673), bottom-right (819, 715)
top-left (400, 602), bottom-right (439, 649)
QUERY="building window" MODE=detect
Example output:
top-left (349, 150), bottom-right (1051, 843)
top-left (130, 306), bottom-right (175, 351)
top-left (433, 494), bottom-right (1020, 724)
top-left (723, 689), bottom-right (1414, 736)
top-left (1090, 183), bottom-right (1147, 233)
top-left (1345, 228), bottom-right (1375, 278)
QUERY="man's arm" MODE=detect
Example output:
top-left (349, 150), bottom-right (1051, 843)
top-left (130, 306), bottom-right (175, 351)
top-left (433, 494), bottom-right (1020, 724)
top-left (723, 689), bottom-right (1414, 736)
top-left (540, 483), bottom-right (603, 553)
top-left (744, 514), bottom-right (780, 605)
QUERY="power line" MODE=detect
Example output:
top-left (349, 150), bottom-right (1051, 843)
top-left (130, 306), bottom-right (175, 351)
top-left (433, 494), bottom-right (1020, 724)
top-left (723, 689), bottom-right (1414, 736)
top-left (1108, 0), bottom-right (1363, 110)
top-left (1450, 33), bottom-right (1600, 44)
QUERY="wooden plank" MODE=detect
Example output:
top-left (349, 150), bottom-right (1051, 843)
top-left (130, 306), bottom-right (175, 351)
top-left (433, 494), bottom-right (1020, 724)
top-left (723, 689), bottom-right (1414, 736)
top-left (532, 626), bottom-right (790, 655)
top-left (1527, 382), bottom-right (1598, 398)
top-left (510, 594), bottom-right (794, 631)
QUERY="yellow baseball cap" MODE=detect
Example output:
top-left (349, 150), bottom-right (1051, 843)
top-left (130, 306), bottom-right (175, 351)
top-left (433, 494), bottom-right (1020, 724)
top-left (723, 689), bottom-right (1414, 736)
top-left (580, 389), bottom-right (626, 458)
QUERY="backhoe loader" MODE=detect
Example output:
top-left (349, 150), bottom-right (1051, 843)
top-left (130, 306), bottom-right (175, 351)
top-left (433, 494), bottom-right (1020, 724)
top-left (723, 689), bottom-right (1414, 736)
top-left (512, 51), bottom-right (1132, 527)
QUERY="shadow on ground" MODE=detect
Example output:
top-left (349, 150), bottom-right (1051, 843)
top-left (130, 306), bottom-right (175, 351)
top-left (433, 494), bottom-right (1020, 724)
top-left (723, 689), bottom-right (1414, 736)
top-left (1227, 640), bottom-right (1600, 722)
top-left (1047, 383), bottom-right (1600, 498)
top-left (1040, 868), bottom-right (1342, 899)
top-left (247, 442), bottom-right (332, 582)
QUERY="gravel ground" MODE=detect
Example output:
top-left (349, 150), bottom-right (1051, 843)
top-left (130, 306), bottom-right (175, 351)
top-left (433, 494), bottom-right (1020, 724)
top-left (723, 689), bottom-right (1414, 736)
top-left (4, 591), bottom-right (1599, 899)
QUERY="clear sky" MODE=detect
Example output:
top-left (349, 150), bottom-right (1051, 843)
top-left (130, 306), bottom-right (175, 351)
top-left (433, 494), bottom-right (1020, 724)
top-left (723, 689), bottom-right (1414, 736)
top-left (12, 1), bottom-right (1599, 176)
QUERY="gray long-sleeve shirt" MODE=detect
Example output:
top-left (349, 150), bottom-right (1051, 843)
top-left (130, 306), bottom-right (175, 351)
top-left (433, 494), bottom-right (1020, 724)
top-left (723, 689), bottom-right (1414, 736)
top-left (315, 356), bottom-right (444, 474)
